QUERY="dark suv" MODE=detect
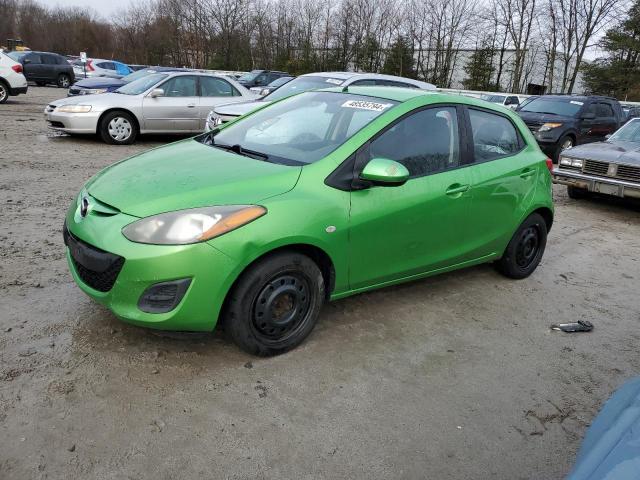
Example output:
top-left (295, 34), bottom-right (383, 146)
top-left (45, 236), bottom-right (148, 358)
top-left (516, 95), bottom-right (624, 161)
top-left (236, 70), bottom-right (289, 88)
top-left (7, 51), bottom-right (74, 88)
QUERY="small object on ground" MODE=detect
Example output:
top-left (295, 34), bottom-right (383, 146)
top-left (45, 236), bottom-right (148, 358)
top-left (67, 444), bottom-right (75, 452)
top-left (551, 320), bottom-right (594, 332)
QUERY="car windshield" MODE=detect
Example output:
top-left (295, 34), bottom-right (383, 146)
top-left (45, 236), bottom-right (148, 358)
top-left (265, 75), bottom-right (345, 101)
top-left (269, 77), bottom-right (292, 87)
top-left (483, 95), bottom-right (506, 103)
top-left (7, 51), bottom-right (26, 61)
top-left (609, 119), bottom-right (640, 143)
top-left (115, 73), bottom-right (168, 95)
top-left (121, 68), bottom-right (161, 84)
top-left (238, 70), bottom-right (261, 82)
top-left (520, 98), bottom-right (583, 116)
top-left (198, 91), bottom-right (397, 165)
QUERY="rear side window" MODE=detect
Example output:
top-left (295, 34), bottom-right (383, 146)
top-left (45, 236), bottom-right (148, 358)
top-left (596, 103), bottom-right (614, 117)
top-left (42, 55), bottom-right (57, 65)
top-left (469, 108), bottom-right (523, 162)
top-left (200, 77), bottom-right (239, 97)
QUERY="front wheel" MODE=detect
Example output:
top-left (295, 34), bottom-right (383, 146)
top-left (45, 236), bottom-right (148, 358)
top-left (496, 213), bottom-right (548, 279)
top-left (0, 81), bottom-right (8, 104)
top-left (57, 74), bottom-right (71, 88)
top-left (98, 111), bottom-right (138, 145)
top-left (223, 252), bottom-right (325, 356)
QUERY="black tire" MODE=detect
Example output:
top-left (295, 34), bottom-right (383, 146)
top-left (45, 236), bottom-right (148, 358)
top-left (223, 252), bottom-right (325, 356)
top-left (553, 135), bottom-right (575, 162)
top-left (496, 213), bottom-right (548, 279)
top-left (0, 80), bottom-right (8, 104)
top-left (98, 110), bottom-right (138, 145)
top-left (57, 74), bottom-right (71, 88)
top-left (567, 185), bottom-right (589, 199)
top-left (35, 81), bottom-right (46, 86)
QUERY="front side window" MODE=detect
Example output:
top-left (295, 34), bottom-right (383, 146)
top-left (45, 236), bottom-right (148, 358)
top-left (26, 53), bottom-right (42, 64)
top-left (115, 73), bottom-right (168, 95)
top-left (368, 106), bottom-right (460, 177)
top-left (201, 91), bottom-right (398, 165)
top-left (469, 108), bottom-right (522, 161)
top-left (200, 77), bottom-right (238, 97)
top-left (160, 76), bottom-right (197, 97)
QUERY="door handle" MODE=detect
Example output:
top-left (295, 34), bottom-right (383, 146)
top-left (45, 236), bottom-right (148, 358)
top-left (187, 103), bottom-right (196, 108)
top-left (445, 183), bottom-right (470, 196)
top-left (519, 169), bottom-right (536, 179)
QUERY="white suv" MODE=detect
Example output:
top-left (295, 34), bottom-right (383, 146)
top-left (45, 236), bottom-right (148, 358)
top-left (0, 52), bottom-right (28, 103)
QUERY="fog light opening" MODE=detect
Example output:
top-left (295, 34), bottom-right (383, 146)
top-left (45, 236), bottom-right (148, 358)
top-left (138, 278), bottom-right (192, 314)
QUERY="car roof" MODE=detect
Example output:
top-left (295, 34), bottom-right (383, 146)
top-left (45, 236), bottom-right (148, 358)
top-left (299, 71), bottom-right (436, 90)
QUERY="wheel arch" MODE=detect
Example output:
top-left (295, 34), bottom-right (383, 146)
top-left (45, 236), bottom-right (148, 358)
top-left (96, 108), bottom-right (141, 135)
top-left (531, 206), bottom-right (554, 232)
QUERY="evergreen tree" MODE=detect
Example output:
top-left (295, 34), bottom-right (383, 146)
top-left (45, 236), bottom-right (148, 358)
top-left (462, 46), bottom-right (495, 91)
top-left (382, 36), bottom-right (415, 78)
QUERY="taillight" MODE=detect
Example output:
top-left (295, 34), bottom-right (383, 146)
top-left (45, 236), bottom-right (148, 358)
top-left (545, 158), bottom-right (553, 172)
top-left (87, 60), bottom-right (94, 71)
top-left (11, 64), bottom-right (22, 74)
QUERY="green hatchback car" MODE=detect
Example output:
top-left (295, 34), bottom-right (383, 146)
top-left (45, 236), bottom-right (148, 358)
top-left (64, 87), bottom-right (554, 356)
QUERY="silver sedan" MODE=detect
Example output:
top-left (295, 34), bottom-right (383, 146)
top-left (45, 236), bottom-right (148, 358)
top-left (44, 72), bottom-right (256, 144)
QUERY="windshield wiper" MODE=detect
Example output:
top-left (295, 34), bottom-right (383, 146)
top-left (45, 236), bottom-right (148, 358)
top-left (213, 143), bottom-right (269, 161)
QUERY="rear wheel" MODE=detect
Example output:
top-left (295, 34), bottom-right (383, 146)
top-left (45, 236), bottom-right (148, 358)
top-left (0, 81), bottom-right (8, 104)
top-left (223, 252), bottom-right (325, 356)
top-left (567, 186), bottom-right (589, 199)
top-left (496, 213), bottom-right (547, 279)
top-left (57, 74), bottom-right (71, 88)
top-left (99, 111), bottom-right (138, 145)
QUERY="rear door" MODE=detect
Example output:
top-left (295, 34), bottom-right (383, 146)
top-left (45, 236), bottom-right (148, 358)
top-left (42, 54), bottom-right (60, 81)
top-left (463, 107), bottom-right (540, 258)
top-left (198, 76), bottom-right (242, 130)
top-left (142, 75), bottom-right (200, 132)
top-left (595, 102), bottom-right (618, 140)
top-left (23, 53), bottom-right (44, 81)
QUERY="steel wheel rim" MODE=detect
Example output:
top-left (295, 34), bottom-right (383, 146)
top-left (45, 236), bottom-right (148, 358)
top-left (515, 226), bottom-right (540, 268)
top-left (561, 138), bottom-right (574, 150)
top-left (251, 273), bottom-right (313, 343)
top-left (108, 117), bottom-right (132, 142)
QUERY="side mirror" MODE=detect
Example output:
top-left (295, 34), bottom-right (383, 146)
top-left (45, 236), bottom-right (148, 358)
top-left (581, 112), bottom-right (596, 120)
top-left (149, 88), bottom-right (164, 98)
top-left (360, 158), bottom-right (410, 186)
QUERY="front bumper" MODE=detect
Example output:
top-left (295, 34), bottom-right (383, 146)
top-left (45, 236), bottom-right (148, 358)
top-left (64, 205), bottom-right (238, 331)
top-left (552, 168), bottom-right (640, 199)
top-left (44, 107), bottom-right (101, 134)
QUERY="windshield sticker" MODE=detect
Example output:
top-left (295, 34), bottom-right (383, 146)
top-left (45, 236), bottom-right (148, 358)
top-left (325, 78), bottom-right (342, 85)
top-left (342, 100), bottom-right (392, 112)
top-left (570, 100), bottom-right (584, 105)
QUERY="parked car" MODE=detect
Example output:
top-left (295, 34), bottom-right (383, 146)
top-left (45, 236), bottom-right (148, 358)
top-left (480, 93), bottom-right (523, 109)
top-left (621, 103), bottom-right (640, 122)
top-left (567, 377), bottom-right (640, 479)
top-left (206, 71), bottom-right (437, 129)
top-left (63, 87), bottom-right (553, 355)
top-left (7, 50), bottom-right (74, 87)
top-left (237, 69), bottom-right (290, 88)
top-left (68, 67), bottom-right (187, 96)
top-left (128, 64), bottom-right (149, 72)
top-left (0, 51), bottom-right (28, 103)
top-left (552, 117), bottom-right (640, 200)
top-left (250, 75), bottom-right (294, 96)
top-left (45, 71), bottom-right (256, 144)
top-left (72, 58), bottom-right (132, 79)
top-left (517, 95), bottom-right (625, 161)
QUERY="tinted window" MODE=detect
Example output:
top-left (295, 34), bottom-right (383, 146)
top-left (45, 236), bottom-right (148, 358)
top-left (42, 55), bottom-right (57, 65)
top-left (351, 79), bottom-right (376, 86)
top-left (369, 107), bottom-right (460, 177)
top-left (377, 80), bottom-right (418, 89)
top-left (97, 62), bottom-right (115, 70)
top-left (596, 103), bottom-right (614, 117)
top-left (469, 109), bottom-right (522, 161)
top-left (26, 53), bottom-right (42, 64)
top-left (200, 77), bottom-right (238, 97)
top-left (160, 76), bottom-right (197, 97)
top-left (520, 98), bottom-right (583, 116)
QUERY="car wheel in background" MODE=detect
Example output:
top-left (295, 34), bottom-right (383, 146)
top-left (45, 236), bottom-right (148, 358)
top-left (553, 135), bottom-right (575, 162)
top-left (36, 81), bottom-right (46, 86)
top-left (496, 213), bottom-right (548, 279)
top-left (0, 81), bottom-right (8, 104)
top-left (223, 251), bottom-right (325, 356)
top-left (567, 185), bottom-right (589, 199)
top-left (57, 74), bottom-right (71, 88)
top-left (99, 111), bottom-right (138, 145)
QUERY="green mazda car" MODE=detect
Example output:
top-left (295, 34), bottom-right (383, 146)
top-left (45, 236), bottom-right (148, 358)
top-left (64, 87), bottom-right (554, 356)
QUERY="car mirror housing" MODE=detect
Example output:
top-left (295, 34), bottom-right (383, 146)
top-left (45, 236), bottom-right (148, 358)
top-left (359, 158), bottom-right (410, 186)
top-left (150, 88), bottom-right (164, 98)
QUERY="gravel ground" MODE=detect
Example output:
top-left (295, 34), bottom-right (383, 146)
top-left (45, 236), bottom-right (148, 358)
top-left (1, 87), bottom-right (639, 480)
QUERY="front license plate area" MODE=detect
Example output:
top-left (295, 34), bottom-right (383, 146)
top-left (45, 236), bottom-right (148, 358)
top-left (595, 183), bottom-right (620, 196)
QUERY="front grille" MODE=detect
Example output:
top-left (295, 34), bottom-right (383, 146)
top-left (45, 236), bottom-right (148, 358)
top-left (64, 228), bottom-right (124, 292)
top-left (583, 160), bottom-right (609, 176)
top-left (616, 164), bottom-right (640, 181)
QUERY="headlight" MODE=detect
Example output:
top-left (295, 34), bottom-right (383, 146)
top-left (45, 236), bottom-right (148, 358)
top-left (559, 156), bottom-right (583, 168)
top-left (57, 105), bottom-right (92, 113)
top-left (539, 122), bottom-right (563, 132)
top-left (206, 112), bottom-right (222, 131)
top-left (82, 88), bottom-right (107, 95)
top-left (122, 205), bottom-right (267, 245)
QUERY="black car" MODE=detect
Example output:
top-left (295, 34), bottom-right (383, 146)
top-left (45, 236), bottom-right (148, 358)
top-left (237, 69), bottom-right (289, 88)
top-left (7, 51), bottom-right (74, 88)
top-left (517, 95), bottom-right (625, 161)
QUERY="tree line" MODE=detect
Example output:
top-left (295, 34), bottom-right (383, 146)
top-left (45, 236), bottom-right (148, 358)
top-left (0, 0), bottom-right (631, 95)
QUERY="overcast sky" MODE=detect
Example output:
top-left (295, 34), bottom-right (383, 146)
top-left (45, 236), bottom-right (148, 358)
top-left (46, 0), bottom-right (133, 18)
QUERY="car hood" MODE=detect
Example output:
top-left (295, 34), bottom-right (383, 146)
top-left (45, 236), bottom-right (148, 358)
top-left (72, 77), bottom-right (126, 89)
top-left (215, 99), bottom-right (269, 116)
top-left (86, 138), bottom-right (302, 218)
top-left (52, 92), bottom-right (135, 107)
top-left (517, 111), bottom-right (574, 124)
top-left (565, 141), bottom-right (640, 166)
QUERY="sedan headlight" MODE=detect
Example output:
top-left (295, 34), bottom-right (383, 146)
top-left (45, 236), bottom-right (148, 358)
top-left (206, 112), bottom-right (222, 131)
top-left (81, 88), bottom-right (108, 95)
top-left (122, 205), bottom-right (267, 245)
top-left (57, 105), bottom-right (92, 113)
top-left (539, 122), bottom-right (563, 132)
top-left (559, 156), bottom-right (583, 168)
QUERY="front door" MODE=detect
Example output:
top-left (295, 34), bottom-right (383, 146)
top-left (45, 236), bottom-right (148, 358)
top-left (142, 75), bottom-right (200, 132)
top-left (349, 105), bottom-right (474, 290)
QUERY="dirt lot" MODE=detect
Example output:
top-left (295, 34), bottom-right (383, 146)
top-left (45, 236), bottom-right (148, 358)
top-left (1, 86), bottom-right (639, 480)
